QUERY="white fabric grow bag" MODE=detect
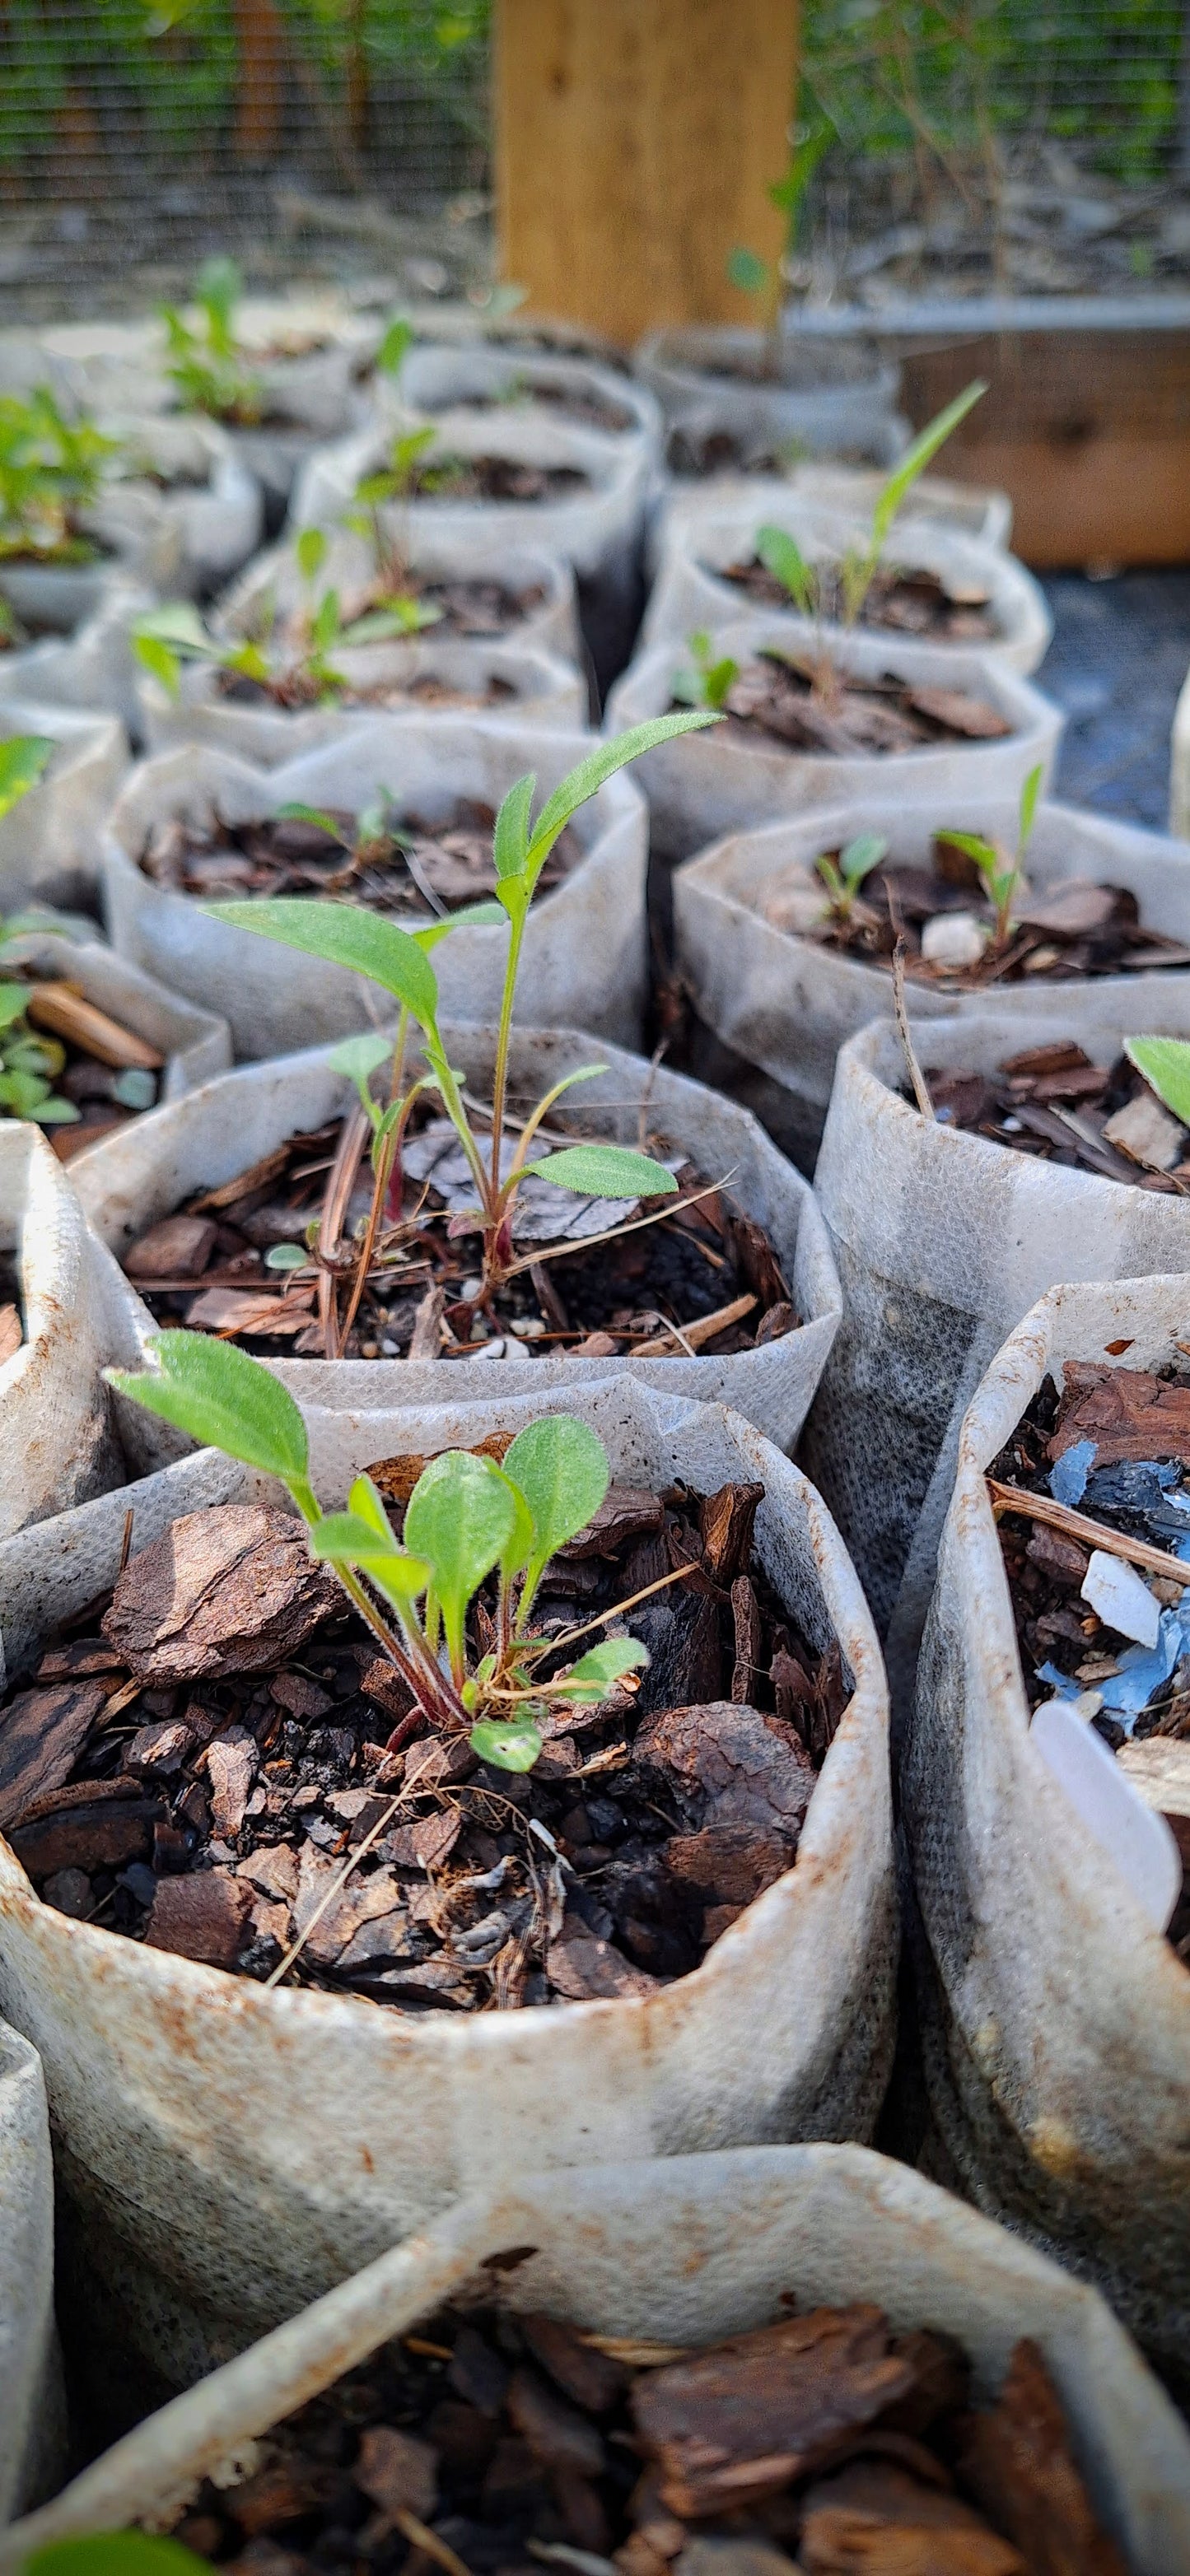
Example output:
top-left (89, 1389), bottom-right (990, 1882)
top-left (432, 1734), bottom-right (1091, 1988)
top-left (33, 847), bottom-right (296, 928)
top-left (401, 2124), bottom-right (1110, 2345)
top-left (1169, 654), bottom-right (1190, 840)
top-left (642, 495), bottom-right (1052, 676)
top-left (0, 1376), bottom-right (894, 2383)
top-left (89, 414), bottom-right (264, 599)
top-left (217, 527), bottom-right (582, 668)
top-left (5, 2144), bottom-right (1188, 2576)
top-left (608, 619), bottom-right (1061, 866)
top-left (0, 1120), bottom-right (181, 1540)
top-left (394, 341), bottom-right (662, 468)
top-left (292, 411), bottom-right (652, 686)
top-left (135, 639), bottom-right (587, 762)
top-left (635, 325), bottom-right (903, 452)
top-left (100, 725), bottom-right (649, 1053)
top-left (0, 696), bottom-right (127, 916)
top-left (74, 1023), bottom-right (842, 1451)
top-left (905, 1274), bottom-right (1190, 2390)
top-left (674, 793), bottom-right (1183, 1171)
top-left (0, 929), bottom-right (230, 1118)
top-left (0, 574), bottom-right (150, 737)
top-left (0, 2019), bottom-right (62, 2525)
top-left (791, 459), bottom-right (1014, 548)
top-left (803, 1006), bottom-right (1190, 1668)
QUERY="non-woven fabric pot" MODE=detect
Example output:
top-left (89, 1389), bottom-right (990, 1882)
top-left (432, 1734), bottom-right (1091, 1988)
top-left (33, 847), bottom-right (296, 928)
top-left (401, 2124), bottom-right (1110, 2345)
top-left (608, 620), bottom-right (1061, 867)
top-left (0, 696), bottom-right (128, 917)
top-left (134, 638), bottom-right (588, 762)
top-left (0, 1120), bottom-right (183, 1540)
top-left (74, 1023), bottom-right (842, 1451)
top-left (100, 725), bottom-right (649, 1052)
top-left (0, 2018), bottom-right (63, 2524)
top-left (634, 325), bottom-right (903, 454)
top-left (673, 792), bottom-right (1184, 1172)
top-left (216, 528), bottom-right (582, 668)
top-left (0, 929), bottom-right (231, 1126)
top-left (1169, 653), bottom-right (1190, 840)
top-left (642, 495), bottom-right (1052, 675)
top-left (791, 458), bottom-right (1014, 548)
top-left (6, 2144), bottom-right (1189, 2576)
top-left (904, 1274), bottom-right (1190, 2392)
top-left (0, 573), bottom-right (150, 737)
top-left (660, 400), bottom-right (908, 487)
top-left (394, 340), bottom-right (662, 468)
top-left (292, 412), bottom-right (653, 692)
top-left (0, 1376), bottom-right (894, 2390)
top-left (801, 1006), bottom-right (1190, 1679)
top-left (88, 414), bottom-right (264, 599)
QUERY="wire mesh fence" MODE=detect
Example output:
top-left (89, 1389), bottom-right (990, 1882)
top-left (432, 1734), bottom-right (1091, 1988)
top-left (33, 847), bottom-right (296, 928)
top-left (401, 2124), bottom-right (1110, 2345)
top-left (0, 0), bottom-right (1188, 312)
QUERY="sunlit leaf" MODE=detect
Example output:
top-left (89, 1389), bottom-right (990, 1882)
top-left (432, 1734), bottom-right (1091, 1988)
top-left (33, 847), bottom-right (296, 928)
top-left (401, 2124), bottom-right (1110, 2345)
top-left (493, 771), bottom-right (535, 880)
top-left (469, 1717), bottom-right (542, 1772)
top-left (502, 1414), bottom-right (609, 1621)
top-left (105, 1330), bottom-right (311, 1494)
top-left (871, 380), bottom-right (987, 550)
top-left (405, 1449), bottom-right (517, 1677)
top-left (295, 526), bottom-right (326, 584)
top-left (755, 523), bottom-right (816, 614)
top-left (1019, 761), bottom-right (1044, 852)
top-left (25, 2532), bottom-right (212, 2576)
top-left (554, 1636), bottom-right (650, 1702)
top-left (0, 734), bottom-right (54, 821)
top-left (203, 901), bottom-right (439, 1029)
top-left (524, 1144), bottom-right (678, 1199)
top-left (525, 715), bottom-right (720, 880)
top-left (1125, 1036), bottom-right (1190, 1130)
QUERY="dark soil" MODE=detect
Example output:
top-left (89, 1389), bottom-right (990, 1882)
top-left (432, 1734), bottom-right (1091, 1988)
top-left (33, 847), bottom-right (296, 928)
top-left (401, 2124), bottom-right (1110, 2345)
top-left (762, 834), bottom-right (1190, 988)
top-left (397, 577), bottom-right (549, 640)
top-left (666, 425), bottom-right (886, 478)
top-left (217, 668), bottom-right (521, 715)
top-left (161, 2300), bottom-right (1122, 2576)
top-left (718, 554), bottom-right (999, 643)
top-left (138, 801), bottom-right (582, 914)
top-left (918, 1041), bottom-right (1190, 1191)
top-left (990, 1363), bottom-right (1190, 1962)
top-left (0, 1469), bottom-right (842, 2010)
top-left (405, 457), bottom-right (590, 504)
top-left (671, 652), bottom-right (1012, 757)
top-left (439, 380), bottom-right (637, 435)
top-left (119, 1111), bottom-right (798, 1365)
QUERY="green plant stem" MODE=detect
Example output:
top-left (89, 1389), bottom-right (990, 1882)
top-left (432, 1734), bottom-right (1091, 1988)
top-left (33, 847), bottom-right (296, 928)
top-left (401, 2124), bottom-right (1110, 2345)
top-left (488, 906), bottom-right (527, 1210)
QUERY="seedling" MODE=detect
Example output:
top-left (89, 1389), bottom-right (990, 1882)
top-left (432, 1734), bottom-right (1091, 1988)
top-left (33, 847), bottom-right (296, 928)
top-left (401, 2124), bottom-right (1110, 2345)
top-left (939, 762), bottom-right (1043, 951)
top-left (161, 258), bottom-right (266, 427)
top-left (0, 387), bottom-right (119, 564)
top-left (673, 629), bottom-right (739, 713)
top-left (133, 528), bottom-right (437, 706)
top-left (108, 1333), bottom-right (650, 1772)
top-left (22, 2535), bottom-right (208, 2576)
top-left (727, 115), bottom-right (835, 360)
top-left (750, 379), bottom-right (987, 688)
top-left (344, 424), bottom-right (449, 589)
top-left (814, 831), bottom-right (888, 926)
top-left (201, 713), bottom-right (718, 1345)
top-left (1122, 1037), bottom-right (1190, 1129)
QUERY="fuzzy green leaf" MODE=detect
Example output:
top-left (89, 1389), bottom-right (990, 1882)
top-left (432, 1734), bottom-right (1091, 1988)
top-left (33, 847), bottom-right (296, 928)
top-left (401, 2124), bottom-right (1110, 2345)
top-left (524, 1144), bottom-right (678, 1200)
top-left (1125, 1036), bottom-right (1190, 1130)
top-left (840, 831), bottom-right (887, 889)
top-left (502, 1414), bottom-right (609, 1619)
top-left (275, 803), bottom-right (345, 841)
top-left (264, 1242), bottom-right (307, 1270)
top-left (525, 715), bottom-right (720, 878)
top-left (105, 1330), bottom-right (310, 1490)
top-left (0, 982), bottom-right (29, 1030)
top-left (493, 771), bottom-right (536, 881)
top-left (554, 1636), bottom-right (650, 1702)
top-left (1019, 761), bottom-right (1043, 852)
top-left (0, 734), bottom-right (54, 822)
top-left (133, 633), bottom-right (182, 699)
top-left (25, 2533), bottom-right (213, 2576)
top-left (413, 900), bottom-right (506, 953)
top-left (871, 380), bottom-right (987, 550)
top-left (327, 1029), bottom-right (391, 1097)
top-left (469, 1718), bottom-right (543, 1773)
top-left (405, 1449), bottom-right (517, 1676)
top-left (376, 316), bottom-right (414, 378)
top-left (295, 526), bottom-right (326, 584)
top-left (755, 523), bottom-right (816, 614)
top-left (203, 901), bottom-right (439, 1029)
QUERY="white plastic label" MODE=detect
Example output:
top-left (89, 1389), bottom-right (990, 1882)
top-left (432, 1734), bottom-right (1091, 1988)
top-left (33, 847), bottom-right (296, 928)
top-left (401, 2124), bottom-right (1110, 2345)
top-left (1031, 1698), bottom-right (1183, 1933)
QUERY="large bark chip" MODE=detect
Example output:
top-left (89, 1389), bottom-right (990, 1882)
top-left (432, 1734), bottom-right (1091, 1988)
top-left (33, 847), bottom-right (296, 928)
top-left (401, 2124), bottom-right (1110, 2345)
top-left (102, 1505), bottom-right (338, 1685)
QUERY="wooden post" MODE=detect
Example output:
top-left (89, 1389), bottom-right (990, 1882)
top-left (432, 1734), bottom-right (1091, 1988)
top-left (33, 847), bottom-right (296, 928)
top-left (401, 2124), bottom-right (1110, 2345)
top-left (494, 0), bottom-right (800, 346)
top-left (233, 0), bottom-right (285, 161)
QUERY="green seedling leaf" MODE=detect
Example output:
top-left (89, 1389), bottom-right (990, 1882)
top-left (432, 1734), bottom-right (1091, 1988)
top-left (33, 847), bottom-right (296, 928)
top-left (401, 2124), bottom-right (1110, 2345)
top-left (0, 734), bottom-right (54, 821)
top-left (348, 1472), bottom-right (399, 1544)
top-left (327, 1029), bottom-right (391, 1114)
top-left (110, 1067), bottom-right (157, 1111)
top-left (493, 771), bottom-right (535, 881)
top-left (0, 983), bottom-right (30, 1030)
top-left (204, 901), bottom-right (439, 1030)
top-left (1124, 1036), bottom-right (1190, 1130)
top-left (196, 254), bottom-right (241, 342)
top-left (376, 315), bottom-right (414, 378)
top-left (491, 1460), bottom-right (536, 1585)
top-left (1019, 761), bottom-right (1043, 854)
top-left (840, 831), bottom-right (887, 889)
top-left (338, 608), bottom-right (414, 647)
top-left (105, 1330), bottom-right (312, 1494)
top-left (525, 715), bottom-right (721, 879)
top-left (524, 1144), bottom-right (679, 1199)
top-left (469, 1717), bottom-right (542, 1773)
top-left (755, 523), bottom-right (816, 615)
top-left (938, 827), bottom-right (999, 874)
top-left (727, 246), bottom-right (770, 295)
top-left (502, 1414), bottom-right (609, 1620)
top-left (871, 380), bottom-right (987, 551)
top-left (311, 588), bottom-right (342, 654)
top-left (296, 525), bottom-right (326, 584)
top-left (265, 1242), bottom-right (308, 1270)
top-left (405, 1449), bottom-right (517, 1676)
top-left (226, 640), bottom-right (273, 686)
top-left (34, 1097), bottom-right (81, 1124)
top-left (135, 601), bottom-right (212, 654)
top-left (413, 899), bottom-right (506, 952)
top-left (308, 1515), bottom-right (430, 1605)
top-left (133, 633), bottom-right (181, 698)
top-left (0, 1068), bottom-right (49, 1115)
top-left (276, 803), bottom-right (346, 841)
top-left (25, 2531), bottom-right (213, 2576)
top-left (554, 1636), bottom-right (650, 1702)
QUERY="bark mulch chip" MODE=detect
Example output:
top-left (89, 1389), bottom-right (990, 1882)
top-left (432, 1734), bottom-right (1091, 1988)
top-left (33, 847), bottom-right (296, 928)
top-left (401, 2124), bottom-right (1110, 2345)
top-left (917, 1041), bottom-right (1190, 1192)
top-left (673, 654), bottom-right (1011, 758)
top-left (139, 802), bottom-right (583, 915)
top-left (716, 554), bottom-right (1000, 644)
top-left (0, 1470), bottom-right (846, 2012)
top-left (161, 2299), bottom-right (1122, 2576)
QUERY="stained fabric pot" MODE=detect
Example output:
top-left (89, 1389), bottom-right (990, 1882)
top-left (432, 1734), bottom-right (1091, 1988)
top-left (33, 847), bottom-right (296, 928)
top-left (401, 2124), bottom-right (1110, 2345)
top-left (0, 697), bottom-right (127, 916)
top-left (135, 638), bottom-right (587, 762)
top-left (0, 929), bottom-right (231, 1130)
top-left (394, 341), bottom-right (662, 468)
top-left (292, 412), bottom-right (653, 692)
top-left (217, 528), bottom-right (582, 668)
top-left (634, 326), bottom-right (903, 454)
top-left (0, 573), bottom-right (150, 737)
top-left (0, 1120), bottom-right (183, 1540)
top-left (905, 1275), bottom-right (1190, 2393)
top-left (100, 726), bottom-right (649, 1053)
top-left (6, 2146), bottom-right (1189, 2576)
top-left (73, 1023), bottom-right (842, 1451)
top-left (608, 619), bottom-right (1060, 867)
top-left (642, 495), bottom-right (1052, 675)
top-left (0, 2019), bottom-right (63, 2523)
top-left (88, 414), bottom-right (264, 599)
top-left (802, 1007), bottom-right (1190, 1687)
top-left (0, 1377), bottom-right (894, 2392)
top-left (673, 792), bottom-right (1184, 1172)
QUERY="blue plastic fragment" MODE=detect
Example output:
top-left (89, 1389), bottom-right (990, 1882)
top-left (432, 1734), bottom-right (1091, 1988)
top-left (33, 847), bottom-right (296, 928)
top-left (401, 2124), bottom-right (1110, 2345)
top-left (1050, 1440), bottom-right (1095, 1508)
top-left (1035, 1661), bottom-right (1082, 1700)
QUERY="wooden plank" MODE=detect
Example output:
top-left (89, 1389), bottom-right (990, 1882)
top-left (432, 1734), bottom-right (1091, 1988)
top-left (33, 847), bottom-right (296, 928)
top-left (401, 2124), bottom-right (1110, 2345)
top-left (493, 0), bottom-right (799, 344)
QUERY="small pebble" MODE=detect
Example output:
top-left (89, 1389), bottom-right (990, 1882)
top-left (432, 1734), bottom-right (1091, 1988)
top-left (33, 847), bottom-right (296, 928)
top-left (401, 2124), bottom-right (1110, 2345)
top-left (43, 1868), bottom-right (91, 1918)
top-left (475, 1336), bottom-right (506, 1359)
top-left (509, 1316), bottom-right (546, 1338)
top-left (460, 1276), bottom-right (484, 1301)
top-left (920, 910), bottom-right (987, 969)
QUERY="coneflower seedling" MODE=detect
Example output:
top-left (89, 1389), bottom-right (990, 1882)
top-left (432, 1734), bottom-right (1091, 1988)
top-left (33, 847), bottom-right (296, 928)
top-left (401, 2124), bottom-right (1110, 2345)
top-left (133, 528), bottom-right (438, 707)
top-left (673, 630), bottom-right (740, 713)
top-left (814, 831), bottom-right (888, 926)
top-left (160, 258), bottom-right (266, 427)
top-left (937, 761), bottom-right (1044, 952)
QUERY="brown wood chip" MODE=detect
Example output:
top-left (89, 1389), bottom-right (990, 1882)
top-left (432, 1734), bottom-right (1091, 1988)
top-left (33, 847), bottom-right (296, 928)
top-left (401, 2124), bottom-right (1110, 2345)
top-left (0, 1303), bottom-right (21, 1367)
top-left (906, 685), bottom-right (1011, 739)
top-left (25, 982), bottom-right (164, 1070)
top-left (958, 2340), bottom-right (1127, 2576)
top-left (144, 1868), bottom-right (254, 1968)
top-left (547, 1912), bottom-right (662, 2000)
top-left (368, 1432), bottom-right (514, 1507)
top-left (191, 1144), bottom-right (295, 1211)
top-left (698, 1481), bottom-right (766, 1584)
top-left (636, 1700), bottom-right (814, 1837)
top-left (560, 1484), bottom-right (666, 1559)
top-left (1049, 1362), bottom-right (1190, 1468)
top-left (0, 1678), bottom-right (109, 1831)
top-left (11, 1790), bottom-right (161, 1881)
top-left (124, 1215), bottom-right (219, 1281)
top-left (632, 2308), bottom-right (917, 2516)
top-left (101, 1503), bottom-right (338, 1685)
top-left (355, 2425), bottom-right (438, 2522)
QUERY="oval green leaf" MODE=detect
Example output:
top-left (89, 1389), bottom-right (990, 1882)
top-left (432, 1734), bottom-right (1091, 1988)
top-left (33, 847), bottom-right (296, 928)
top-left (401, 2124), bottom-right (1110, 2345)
top-left (469, 1718), bottom-right (543, 1773)
top-left (555, 1636), bottom-right (650, 1702)
top-left (203, 900), bottom-right (439, 1029)
top-left (1125, 1036), bottom-right (1190, 1130)
top-left (0, 735), bottom-right (54, 822)
top-left (105, 1330), bottom-right (310, 1490)
top-left (524, 1144), bottom-right (678, 1200)
top-left (502, 1414), bottom-right (609, 1610)
top-left (25, 2536), bottom-right (212, 2576)
top-left (405, 1449), bottom-right (517, 1670)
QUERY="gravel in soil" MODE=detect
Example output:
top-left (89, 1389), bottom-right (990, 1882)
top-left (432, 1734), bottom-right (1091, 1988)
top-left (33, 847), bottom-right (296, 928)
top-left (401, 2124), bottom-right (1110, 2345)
top-left (161, 2298), bottom-right (1122, 2576)
top-left (138, 802), bottom-right (582, 914)
top-left (917, 1041), bottom-right (1190, 1192)
top-left (717, 554), bottom-right (999, 644)
top-left (760, 835), bottom-right (1190, 987)
top-left (119, 1106), bottom-right (798, 1365)
top-left (672, 654), bottom-right (1011, 757)
top-left (0, 1470), bottom-right (844, 2010)
top-left (989, 1359), bottom-right (1190, 1959)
